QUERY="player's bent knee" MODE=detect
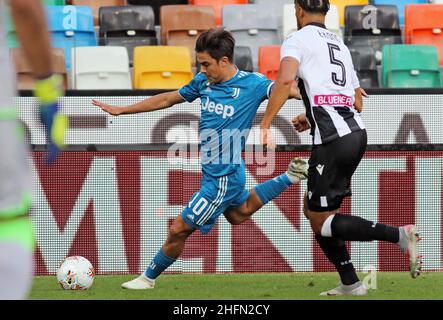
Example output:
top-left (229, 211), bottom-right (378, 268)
top-left (306, 212), bottom-right (324, 235)
top-left (224, 212), bottom-right (245, 225)
top-left (168, 220), bottom-right (192, 240)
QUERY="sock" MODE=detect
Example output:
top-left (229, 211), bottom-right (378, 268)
top-left (254, 173), bottom-right (293, 205)
top-left (329, 213), bottom-right (400, 243)
top-left (315, 235), bottom-right (359, 285)
top-left (144, 249), bottom-right (176, 280)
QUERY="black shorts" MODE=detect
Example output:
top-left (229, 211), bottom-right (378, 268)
top-left (307, 129), bottom-right (367, 212)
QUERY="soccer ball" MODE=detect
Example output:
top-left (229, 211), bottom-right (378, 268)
top-left (57, 256), bottom-right (95, 290)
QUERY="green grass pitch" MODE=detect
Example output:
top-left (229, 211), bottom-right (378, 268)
top-left (30, 272), bottom-right (443, 300)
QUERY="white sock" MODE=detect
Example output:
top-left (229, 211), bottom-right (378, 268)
top-left (141, 274), bottom-right (155, 282)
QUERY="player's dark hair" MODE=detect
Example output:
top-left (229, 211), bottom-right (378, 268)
top-left (294, 0), bottom-right (330, 15)
top-left (195, 28), bottom-right (235, 62)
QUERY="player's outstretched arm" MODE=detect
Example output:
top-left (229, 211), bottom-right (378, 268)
top-left (92, 91), bottom-right (185, 116)
top-left (10, 0), bottom-right (52, 78)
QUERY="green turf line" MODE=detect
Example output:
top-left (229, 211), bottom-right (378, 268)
top-left (30, 272), bottom-right (443, 300)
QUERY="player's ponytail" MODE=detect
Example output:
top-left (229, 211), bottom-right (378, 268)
top-left (295, 0), bottom-right (330, 15)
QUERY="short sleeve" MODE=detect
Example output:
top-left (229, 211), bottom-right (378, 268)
top-left (351, 69), bottom-right (360, 89)
top-left (254, 73), bottom-right (274, 102)
top-left (280, 34), bottom-right (303, 63)
top-left (178, 73), bottom-right (206, 103)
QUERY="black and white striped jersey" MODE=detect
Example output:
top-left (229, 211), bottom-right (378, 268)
top-left (281, 22), bottom-right (365, 145)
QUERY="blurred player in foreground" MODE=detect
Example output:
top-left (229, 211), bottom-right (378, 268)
top-left (0, 0), bottom-right (67, 299)
top-left (261, 0), bottom-right (422, 296)
top-left (93, 28), bottom-right (308, 289)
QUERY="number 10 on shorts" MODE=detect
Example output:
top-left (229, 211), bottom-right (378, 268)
top-left (189, 193), bottom-right (209, 216)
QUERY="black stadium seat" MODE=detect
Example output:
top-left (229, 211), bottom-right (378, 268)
top-left (234, 46), bottom-right (253, 72)
top-left (344, 5), bottom-right (402, 58)
top-left (349, 45), bottom-right (380, 88)
top-left (99, 6), bottom-right (158, 65)
top-left (196, 46), bottom-right (253, 73)
top-left (127, 0), bottom-right (189, 25)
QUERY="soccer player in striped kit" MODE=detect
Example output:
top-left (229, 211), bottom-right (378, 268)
top-left (0, 0), bottom-right (67, 299)
top-left (261, 0), bottom-right (422, 296)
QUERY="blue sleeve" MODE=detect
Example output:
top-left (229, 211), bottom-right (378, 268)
top-left (254, 73), bottom-right (274, 102)
top-left (178, 73), bottom-right (206, 103)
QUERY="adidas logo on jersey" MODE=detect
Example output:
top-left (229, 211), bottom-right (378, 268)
top-left (202, 98), bottom-right (235, 119)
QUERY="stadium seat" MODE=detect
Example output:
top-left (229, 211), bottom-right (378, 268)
top-left (283, 4), bottom-right (341, 38)
top-left (44, 0), bottom-right (66, 4)
top-left (70, 0), bottom-right (126, 25)
top-left (160, 5), bottom-right (216, 66)
top-left (192, 0), bottom-right (248, 26)
top-left (344, 5), bottom-right (402, 60)
top-left (70, 46), bottom-right (132, 89)
top-left (10, 48), bottom-right (67, 90)
top-left (197, 45), bottom-right (253, 73)
top-left (370, 0), bottom-right (427, 25)
top-left (249, 0), bottom-right (293, 35)
top-left (258, 46), bottom-right (280, 81)
top-left (348, 45), bottom-right (379, 88)
top-left (405, 4), bottom-right (443, 65)
top-left (234, 46), bottom-right (253, 72)
top-left (282, 4), bottom-right (297, 38)
top-left (330, 0), bottom-right (368, 26)
top-left (222, 4), bottom-right (281, 70)
top-left (133, 46), bottom-right (193, 89)
top-left (382, 45), bottom-right (441, 88)
top-left (99, 6), bottom-right (157, 66)
top-left (248, 0), bottom-right (292, 4)
top-left (46, 5), bottom-right (97, 70)
top-left (126, 0), bottom-right (189, 25)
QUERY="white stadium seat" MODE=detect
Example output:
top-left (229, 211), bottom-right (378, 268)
top-left (70, 46), bottom-right (132, 90)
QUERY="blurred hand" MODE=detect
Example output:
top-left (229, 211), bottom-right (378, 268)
top-left (260, 128), bottom-right (276, 150)
top-left (92, 100), bottom-right (123, 116)
top-left (34, 74), bottom-right (68, 165)
top-left (360, 88), bottom-right (369, 98)
top-left (292, 113), bottom-right (310, 133)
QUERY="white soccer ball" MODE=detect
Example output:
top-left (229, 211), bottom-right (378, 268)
top-left (56, 256), bottom-right (95, 290)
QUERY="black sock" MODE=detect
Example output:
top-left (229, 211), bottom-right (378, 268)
top-left (315, 235), bottom-right (359, 285)
top-left (331, 213), bottom-right (400, 243)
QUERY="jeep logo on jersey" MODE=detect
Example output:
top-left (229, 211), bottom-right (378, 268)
top-left (202, 98), bottom-right (235, 119)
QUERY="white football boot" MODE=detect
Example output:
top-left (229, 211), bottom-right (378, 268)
top-left (287, 157), bottom-right (309, 182)
top-left (121, 275), bottom-right (155, 290)
top-left (398, 225), bottom-right (423, 278)
top-left (320, 282), bottom-right (368, 296)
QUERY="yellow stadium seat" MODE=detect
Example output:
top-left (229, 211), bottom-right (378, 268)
top-left (331, 0), bottom-right (368, 26)
top-left (133, 46), bottom-right (193, 89)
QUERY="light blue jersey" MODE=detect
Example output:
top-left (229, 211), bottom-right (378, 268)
top-left (179, 69), bottom-right (274, 177)
top-left (178, 68), bottom-right (274, 234)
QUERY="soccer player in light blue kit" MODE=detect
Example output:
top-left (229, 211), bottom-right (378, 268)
top-left (93, 28), bottom-right (309, 289)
